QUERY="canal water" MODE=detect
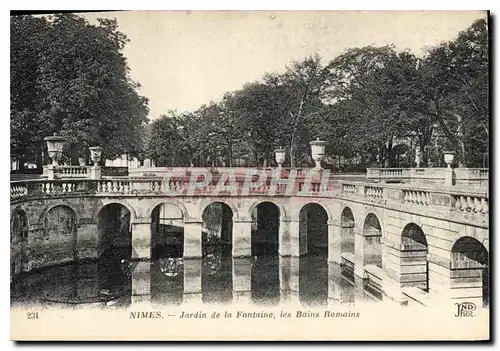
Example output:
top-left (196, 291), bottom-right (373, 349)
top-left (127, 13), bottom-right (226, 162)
top-left (10, 243), bottom-right (378, 308)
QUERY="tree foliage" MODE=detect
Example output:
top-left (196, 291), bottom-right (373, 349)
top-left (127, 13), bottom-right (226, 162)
top-left (11, 14), bottom-right (149, 168)
top-left (147, 18), bottom-right (488, 170)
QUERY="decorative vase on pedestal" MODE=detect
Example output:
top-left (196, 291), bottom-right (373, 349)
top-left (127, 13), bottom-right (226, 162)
top-left (309, 138), bottom-right (326, 170)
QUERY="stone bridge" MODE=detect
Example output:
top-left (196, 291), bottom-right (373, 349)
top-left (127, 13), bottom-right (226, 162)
top-left (10, 168), bottom-right (489, 306)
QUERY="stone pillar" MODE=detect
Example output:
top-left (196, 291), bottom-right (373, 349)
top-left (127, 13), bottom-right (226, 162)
top-left (232, 257), bottom-right (252, 303)
top-left (183, 258), bottom-right (202, 304)
top-left (279, 256), bottom-right (300, 304)
top-left (328, 221), bottom-right (342, 264)
top-left (284, 220), bottom-right (306, 257)
top-left (89, 166), bottom-right (102, 180)
top-left (278, 219), bottom-right (290, 256)
top-left (232, 219), bottom-right (252, 257)
top-left (131, 219), bottom-right (151, 260)
top-left (132, 261), bottom-right (151, 296)
top-left (354, 231), bottom-right (365, 278)
top-left (183, 221), bottom-right (202, 259)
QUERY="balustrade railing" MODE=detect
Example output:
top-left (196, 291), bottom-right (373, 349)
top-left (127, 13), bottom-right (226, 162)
top-left (10, 174), bottom-right (489, 226)
top-left (367, 167), bottom-right (489, 186)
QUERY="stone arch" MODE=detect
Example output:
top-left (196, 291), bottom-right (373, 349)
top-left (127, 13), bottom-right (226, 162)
top-left (42, 205), bottom-right (78, 241)
top-left (199, 198), bottom-right (239, 221)
top-left (340, 206), bottom-right (356, 274)
top-left (94, 200), bottom-right (137, 221)
top-left (39, 203), bottom-right (79, 227)
top-left (294, 200), bottom-right (332, 222)
top-left (11, 206), bottom-right (29, 243)
top-left (362, 212), bottom-right (383, 268)
top-left (450, 236), bottom-right (489, 307)
top-left (401, 223), bottom-right (429, 292)
top-left (247, 199), bottom-right (286, 221)
top-left (147, 199), bottom-right (189, 221)
top-left (201, 201), bottom-right (234, 247)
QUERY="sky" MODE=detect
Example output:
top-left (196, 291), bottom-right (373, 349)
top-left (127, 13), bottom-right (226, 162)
top-left (79, 10), bottom-right (486, 120)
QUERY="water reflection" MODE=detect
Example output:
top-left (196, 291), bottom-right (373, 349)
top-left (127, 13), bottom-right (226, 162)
top-left (12, 245), bottom-right (381, 308)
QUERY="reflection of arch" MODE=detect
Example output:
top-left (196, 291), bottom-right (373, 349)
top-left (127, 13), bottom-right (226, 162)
top-left (451, 236), bottom-right (489, 307)
top-left (299, 203), bottom-right (328, 254)
top-left (11, 207), bottom-right (28, 242)
top-left (43, 205), bottom-right (77, 239)
top-left (401, 223), bottom-right (429, 292)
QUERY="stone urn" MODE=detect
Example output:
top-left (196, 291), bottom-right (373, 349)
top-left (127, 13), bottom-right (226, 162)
top-left (44, 133), bottom-right (66, 167)
top-left (443, 151), bottom-right (455, 168)
top-left (274, 148), bottom-right (286, 168)
top-left (309, 138), bottom-right (326, 169)
top-left (89, 146), bottom-right (103, 167)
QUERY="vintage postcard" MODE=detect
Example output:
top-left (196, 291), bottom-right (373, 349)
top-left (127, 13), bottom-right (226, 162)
top-left (10, 10), bottom-right (490, 341)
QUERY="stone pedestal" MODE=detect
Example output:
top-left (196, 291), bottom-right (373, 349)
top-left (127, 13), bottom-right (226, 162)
top-left (132, 261), bottom-right (151, 296)
top-left (328, 221), bottom-right (342, 264)
top-left (131, 220), bottom-right (151, 260)
top-left (47, 165), bottom-right (56, 180)
top-left (89, 166), bottom-right (101, 180)
top-left (232, 220), bottom-right (252, 257)
top-left (183, 222), bottom-right (202, 258)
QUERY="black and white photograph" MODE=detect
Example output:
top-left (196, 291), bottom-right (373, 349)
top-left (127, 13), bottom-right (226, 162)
top-left (9, 9), bottom-right (490, 341)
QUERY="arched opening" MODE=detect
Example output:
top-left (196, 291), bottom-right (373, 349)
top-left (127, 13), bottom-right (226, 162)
top-left (97, 203), bottom-right (132, 260)
top-left (362, 213), bottom-right (383, 300)
top-left (298, 203), bottom-right (328, 306)
top-left (151, 202), bottom-right (184, 259)
top-left (340, 207), bottom-right (355, 279)
top-left (299, 203), bottom-right (328, 255)
top-left (451, 237), bottom-right (489, 307)
top-left (201, 202), bottom-right (233, 304)
top-left (401, 223), bottom-right (428, 292)
top-left (251, 202), bottom-right (280, 305)
top-left (96, 203), bottom-right (133, 304)
top-left (251, 202), bottom-right (280, 256)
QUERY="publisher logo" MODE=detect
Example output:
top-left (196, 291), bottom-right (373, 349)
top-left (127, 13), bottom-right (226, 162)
top-left (454, 302), bottom-right (476, 317)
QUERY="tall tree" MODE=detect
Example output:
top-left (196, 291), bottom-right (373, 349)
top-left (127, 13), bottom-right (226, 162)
top-left (10, 14), bottom-right (149, 167)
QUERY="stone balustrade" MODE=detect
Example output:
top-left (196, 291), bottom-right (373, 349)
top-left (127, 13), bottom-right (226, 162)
top-left (367, 167), bottom-right (489, 186)
top-left (11, 172), bottom-right (489, 229)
